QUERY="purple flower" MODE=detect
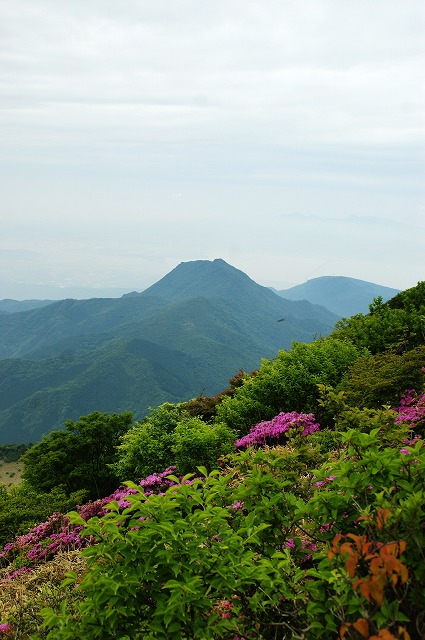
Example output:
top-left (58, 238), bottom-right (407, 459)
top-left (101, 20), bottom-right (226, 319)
top-left (301, 540), bottom-right (316, 552)
top-left (230, 501), bottom-right (244, 512)
top-left (235, 412), bottom-right (320, 449)
top-left (395, 390), bottom-right (425, 430)
top-left (0, 622), bottom-right (14, 636)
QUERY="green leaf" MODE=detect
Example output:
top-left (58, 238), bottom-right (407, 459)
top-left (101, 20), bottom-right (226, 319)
top-left (196, 465), bottom-right (209, 477)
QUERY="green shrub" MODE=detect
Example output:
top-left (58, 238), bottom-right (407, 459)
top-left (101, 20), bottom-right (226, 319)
top-left (216, 338), bottom-right (360, 434)
top-left (172, 417), bottom-right (236, 474)
top-left (25, 422), bottom-right (425, 639)
top-left (332, 281), bottom-right (425, 355)
top-left (0, 444), bottom-right (31, 463)
top-left (21, 411), bottom-right (133, 499)
top-left (41, 473), bottom-right (304, 640)
top-left (114, 403), bottom-right (187, 482)
top-left (339, 345), bottom-right (425, 408)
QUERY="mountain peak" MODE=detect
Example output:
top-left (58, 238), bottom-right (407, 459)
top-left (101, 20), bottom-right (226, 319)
top-left (278, 276), bottom-right (399, 317)
top-left (141, 258), bottom-right (268, 302)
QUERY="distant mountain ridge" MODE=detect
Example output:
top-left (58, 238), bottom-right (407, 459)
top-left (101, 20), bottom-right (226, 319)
top-left (277, 276), bottom-right (399, 317)
top-left (0, 299), bottom-right (57, 314)
top-left (0, 259), bottom-right (341, 444)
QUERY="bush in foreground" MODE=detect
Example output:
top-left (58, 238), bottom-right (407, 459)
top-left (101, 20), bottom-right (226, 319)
top-left (39, 410), bottom-right (425, 638)
top-left (2, 391), bottom-right (425, 638)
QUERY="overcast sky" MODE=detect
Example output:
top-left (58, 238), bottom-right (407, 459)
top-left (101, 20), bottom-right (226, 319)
top-left (1, 0), bottom-right (424, 299)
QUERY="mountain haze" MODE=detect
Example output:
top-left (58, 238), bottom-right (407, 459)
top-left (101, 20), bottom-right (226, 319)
top-left (278, 276), bottom-right (399, 317)
top-left (0, 299), bottom-right (57, 314)
top-left (0, 260), bottom-right (340, 443)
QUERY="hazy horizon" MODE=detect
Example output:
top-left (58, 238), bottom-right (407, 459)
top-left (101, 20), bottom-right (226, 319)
top-left (0, 258), bottom-right (403, 302)
top-left (1, 1), bottom-right (424, 300)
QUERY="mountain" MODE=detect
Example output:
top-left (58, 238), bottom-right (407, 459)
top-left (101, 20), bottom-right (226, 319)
top-left (277, 276), bottom-right (399, 317)
top-left (141, 258), bottom-right (266, 301)
top-left (0, 259), bottom-right (339, 444)
top-left (0, 295), bottom-right (168, 360)
top-left (0, 299), bottom-right (57, 314)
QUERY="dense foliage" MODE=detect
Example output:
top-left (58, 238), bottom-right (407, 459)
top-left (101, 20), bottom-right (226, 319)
top-left (0, 484), bottom-right (86, 549)
top-left (21, 412), bottom-right (133, 499)
top-left (332, 283), bottom-right (425, 354)
top-left (215, 338), bottom-right (361, 433)
top-left (114, 405), bottom-right (236, 481)
top-left (114, 403), bottom-right (186, 482)
top-left (172, 416), bottom-right (236, 474)
top-left (0, 391), bottom-right (423, 639)
top-left (339, 346), bottom-right (425, 408)
top-left (0, 444), bottom-right (30, 463)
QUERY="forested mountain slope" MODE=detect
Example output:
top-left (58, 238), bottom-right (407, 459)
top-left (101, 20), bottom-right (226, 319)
top-left (0, 260), bottom-right (339, 443)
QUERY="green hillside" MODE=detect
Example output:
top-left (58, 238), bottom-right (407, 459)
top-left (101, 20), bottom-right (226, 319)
top-left (0, 260), bottom-right (340, 443)
top-left (0, 295), bottom-right (168, 360)
top-left (0, 339), bottom-right (202, 444)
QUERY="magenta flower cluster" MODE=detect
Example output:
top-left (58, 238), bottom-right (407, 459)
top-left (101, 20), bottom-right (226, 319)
top-left (0, 622), bottom-right (13, 636)
top-left (284, 537), bottom-right (316, 565)
top-left (230, 500), bottom-right (245, 512)
top-left (313, 474), bottom-right (337, 488)
top-left (0, 469), bottom-right (193, 580)
top-left (235, 411), bottom-right (320, 449)
top-left (139, 466), bottom-right (180, 496)
top-left (0, 512), bottom-right (93, 577)
top-left (395, 389), bottom-right (425, 431)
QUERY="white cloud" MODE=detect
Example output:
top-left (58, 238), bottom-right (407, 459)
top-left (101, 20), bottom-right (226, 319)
top-left (0, 0), bottom-right (424, 297)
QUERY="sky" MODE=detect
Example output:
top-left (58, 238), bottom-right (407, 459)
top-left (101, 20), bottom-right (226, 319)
top-left (1, 0), bottom-right (424, 300)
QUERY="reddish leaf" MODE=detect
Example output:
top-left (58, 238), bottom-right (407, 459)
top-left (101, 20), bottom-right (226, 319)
top-left (399, 563), bottom-right (409, 584)
top-left (356, 514), bottom-right (372, 523)
top-left (371, 630), bottom-right (398, 639)
top-left (370, 557), bottom-right (386, 576)
top-left (354, 579), bottom-right (372, 603)
top-left (332, 533), bottom-right (343, 547)
top-left (376, 508), bottom-right (390, 530)
top-left (340, 542), bottom-right (357, 558)
top-left (381, 541), bottom-right (403, 557)
top-left (346, 533), bottom-right (368, 553)
top-left (352, 617), bottom-right (369, 638)
top-left (345, 555), bottom-right (358, 578)
top-left (368, 578), bottom-right (384, 606)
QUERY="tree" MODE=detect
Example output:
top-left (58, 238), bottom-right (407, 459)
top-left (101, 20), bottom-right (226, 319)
top-left (114, 403), bottom-right (186, 482)
top-left (339, 345), bottom-right (425, 408)
top-left (332, 281), bottom-right (425, 355)
top-left (21, 411), bottom-right (133, 499)
top-left (172, 416), bottom-right (236, 474)
top-left (181, 370), bottom-right (253, 421)
top-left (215, 338), bottom-right (360, 434)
